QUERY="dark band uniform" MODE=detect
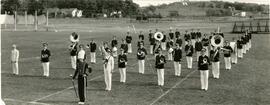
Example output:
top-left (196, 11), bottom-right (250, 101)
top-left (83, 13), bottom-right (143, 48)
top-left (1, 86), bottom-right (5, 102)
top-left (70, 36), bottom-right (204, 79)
top-left (137, 41), bottom-right (144, 47)
top-left (176, 38), bottom-right (183, 47)
top-left (126, 36), bottom-right (132, 44)
top-left (72, 61), bottom-right (90, 103)
top-left (201, 38), bottom-right (209, 47)
top-left (120, 43), bottom-right (128, 53)
top-left (70, 43), bottom-right (78, 56)
top-left (185, 45), bottom-right (194, 56)
top-left (169, 32), bottom-right (174, 39)
top-left (166, 40), bottom-right (174, 50)
top-left (184, 33), bottom-right (191, 42)
top-left (161, 34), bottom-right (166, 42)
top-left (41, 49), bottom-right (51, 62)
top-left (198, 55), bottom-right (210, 70)
top-left (155, 55), bottom-right (166, 69)
top-left (118, 53), bottom-right (127, 68)
top-left (88, 42), bottom-right (96, 52)
top-left (175, 31), bottom-right (180, 39)
top-left (223, 46), bottom-right (233, 57)
top-left (111, 39), bottom-right (118, 48)
top-left (195, 41), bottom-right (203, 52)
top-left (173, 48), bottom-right (182, 62)
top-left (210, 49), bottom-right (220, 62)
top-left (137, 48), bottom-right (147, 60)
top-left (139, 34), bottom-right (144, 40)
top-left (191, 32), bottom-right (196, 39)
top-left (196, 31), bottom-right (202, 39)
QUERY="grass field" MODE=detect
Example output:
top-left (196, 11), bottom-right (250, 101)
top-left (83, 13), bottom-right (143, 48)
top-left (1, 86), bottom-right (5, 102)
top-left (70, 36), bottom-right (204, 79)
top-left (1, 20), bottom-right (270, 105)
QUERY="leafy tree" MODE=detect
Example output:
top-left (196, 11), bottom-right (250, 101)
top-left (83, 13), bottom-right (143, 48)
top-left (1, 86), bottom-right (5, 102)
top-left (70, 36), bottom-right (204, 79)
top-left (1, 0), bottom-right (21, 15)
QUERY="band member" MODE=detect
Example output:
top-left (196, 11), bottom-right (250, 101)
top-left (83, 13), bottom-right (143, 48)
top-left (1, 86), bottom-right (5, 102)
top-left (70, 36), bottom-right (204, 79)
top-left (100, 43), bottom-right (114, 91)
top-left (72, 53), bottom-right (90, 105)
top-left (198, 48), bottom-right (210, 91)
top-left (118, 48), bottom-right (127, 83)
top-left (223, 41), bottom-right (233, 70)
top-left (175, 28), bottom-right (180, 39)
top-left (126, 32), bottom-right (132, 53)
top-left (241, 35), bottom-right (247, 54)
top-left (201, 34), bottom-right (210, 56)
top-left (161, 31), bottom-right (167, 50)
top-left (111, 36), bottom-right (118, 57)
top-left (195, 38), bottom-right (203, 61)
top-left (87, 39), bottom-right (97, 63)
top-left (149, 31), bottom-right (155, 54)
top-left (169, 29), bottom-right (174, 40)
top-left (185, 40), bottom-right (194, 69)
top-left (196, 29), bottom-right (202, 39)
top-left (230, 38), bottom-right (238, 64)
top-left (237, 37), bottom-right (244, 58)
top-left (190, 29), bottom-right (196, 48)
top-left (210, 47), bottom-right (220, 79)
top-left (184, 30), bottom-right (191, 45)
top-left (41, 43), bottom-right (51, 77)
top-left (155, 48), bottom-right (166, 86)
top-left (173, 43), bottom-right (182, 77)
top-left (166, 39), bottom-right (174, 61)
top-left (137, 42), bottom-right (147, 74)
top-left (120, 39), bottom-right (128, 54)
top-left (175, 35), bottom-right (183, 48)
top-left (69, 42), bottom-right (78, 70)
top-left (139, 31), bottom-right (144, 41)
top-left (11, 44), bottom-right (19, 75)
top-left (247, 30), bottom-right (252, 49)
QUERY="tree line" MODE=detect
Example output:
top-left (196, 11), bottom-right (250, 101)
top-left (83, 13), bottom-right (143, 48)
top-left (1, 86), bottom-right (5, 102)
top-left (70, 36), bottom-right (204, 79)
top-left (1, 0), bottom-right (140, 17)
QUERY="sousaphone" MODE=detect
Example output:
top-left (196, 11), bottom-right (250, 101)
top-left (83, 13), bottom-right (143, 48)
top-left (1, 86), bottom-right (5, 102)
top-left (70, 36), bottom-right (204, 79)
top-left (154, 32), bottom-right (164, 41)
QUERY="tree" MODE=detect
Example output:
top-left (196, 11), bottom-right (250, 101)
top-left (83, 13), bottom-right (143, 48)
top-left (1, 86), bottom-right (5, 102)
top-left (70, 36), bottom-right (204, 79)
top-left (27, 0), bottom-right (44, 15)
top-left (1, 0), bottom-right (21, 15)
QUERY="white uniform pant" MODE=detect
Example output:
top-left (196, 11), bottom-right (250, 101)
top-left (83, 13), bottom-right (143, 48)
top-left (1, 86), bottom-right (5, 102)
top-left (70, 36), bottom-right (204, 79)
top-left (119, 68), bottom-right (126, 83)
top-left (174, 62), bottom-right (181, 76)
top-left (212, 62), bottom-right (220, 78)
top-left (167, 52), bottom-right (173, 61)
top-left (138, 60), bottom-right (145, 74)
top-left (161, 42), bottom-right (166, 50)
top-left (231, 52), bottom-right (237, 64)
top-left (90, 52), bottom-right (96, 63)
top-left (200, 70), bottom-right (209, 90)
top-left (157, 69), bottom-right (164, 86)
top-left (191, 39), bottom-right (196, 48)
top-left (196, 51), bottom-right (201, 61)
top-left (186, 56), bottom-right (193, 69)
top-left (128, 43), bottom-right (132, 53)
top-left (12, 62), bottom-right (19, 75)
top-left (243, 45), bottom-right (247, 54)
top-left (104, 65), bottom-right (112, 90)
top-left (71, 56), bottom-right (77, 69)
top-left (224, 57), bottom-right (231, 70)
top-left (238, 49), bottom-right (243, 58)
top-left (150, 45), bottom-right (154, 54)
top-left (42, 62), bottom-right (50, 77)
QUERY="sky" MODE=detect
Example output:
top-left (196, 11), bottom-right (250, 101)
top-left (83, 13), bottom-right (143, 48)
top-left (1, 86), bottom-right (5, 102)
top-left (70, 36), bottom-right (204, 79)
top-left (133, 0), bottom-right (270, 7)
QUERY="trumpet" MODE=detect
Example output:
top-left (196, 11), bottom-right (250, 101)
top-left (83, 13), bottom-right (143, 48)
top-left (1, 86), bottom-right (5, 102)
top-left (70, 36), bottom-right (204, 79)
top-left (137, 50), bottom-right (145, 57)
top-left (159, 57), bottom-right (165, 64)
top-left (69, 43), bottom-right (77, 50)
top-left (203, 58), bottom-right (208, 64)
top-left (119, 58), bottom-right (125, 63)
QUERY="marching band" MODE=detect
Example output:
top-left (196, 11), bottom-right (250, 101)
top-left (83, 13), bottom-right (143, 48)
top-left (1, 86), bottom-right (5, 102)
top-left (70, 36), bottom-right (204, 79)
top-left (10, 28), bottom-right (254, 104)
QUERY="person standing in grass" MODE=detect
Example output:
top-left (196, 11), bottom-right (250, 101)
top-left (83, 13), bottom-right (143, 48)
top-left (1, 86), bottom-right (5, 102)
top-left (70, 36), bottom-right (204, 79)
top-left (118, 48), bottom-right (127, 83)
top-left (100, 42), bottom-right (114, 91)
top-left (198, 48), bottom-right (210, 91)
top-left (155, 48), bottom-right (166, 86)
top-left (173, 43), bottom-right (182, 77)
top-left (126, 32), bottom-right (133, 53)
top-left (11, 44), bottom-right (19, 75)
top-left (41, 42), bottom-right (51, 77)
top-left (87, 39), bottom-right (97, 64)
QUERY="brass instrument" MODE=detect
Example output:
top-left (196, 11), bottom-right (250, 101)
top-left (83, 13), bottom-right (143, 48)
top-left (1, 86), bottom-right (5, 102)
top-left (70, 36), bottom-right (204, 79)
top-left (154, 32), bottom-right (164, 41)
top-left (211, 35), bottom-right (224, 47)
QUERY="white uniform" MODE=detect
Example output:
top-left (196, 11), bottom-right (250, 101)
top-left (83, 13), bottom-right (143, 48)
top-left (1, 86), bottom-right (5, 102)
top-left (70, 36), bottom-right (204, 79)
top-left (103, 53), bottom-right (114, 91)
top-left (11, 49), bottom-right (19, 75)
top-left (230, 42), bottom-right (237, 64)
